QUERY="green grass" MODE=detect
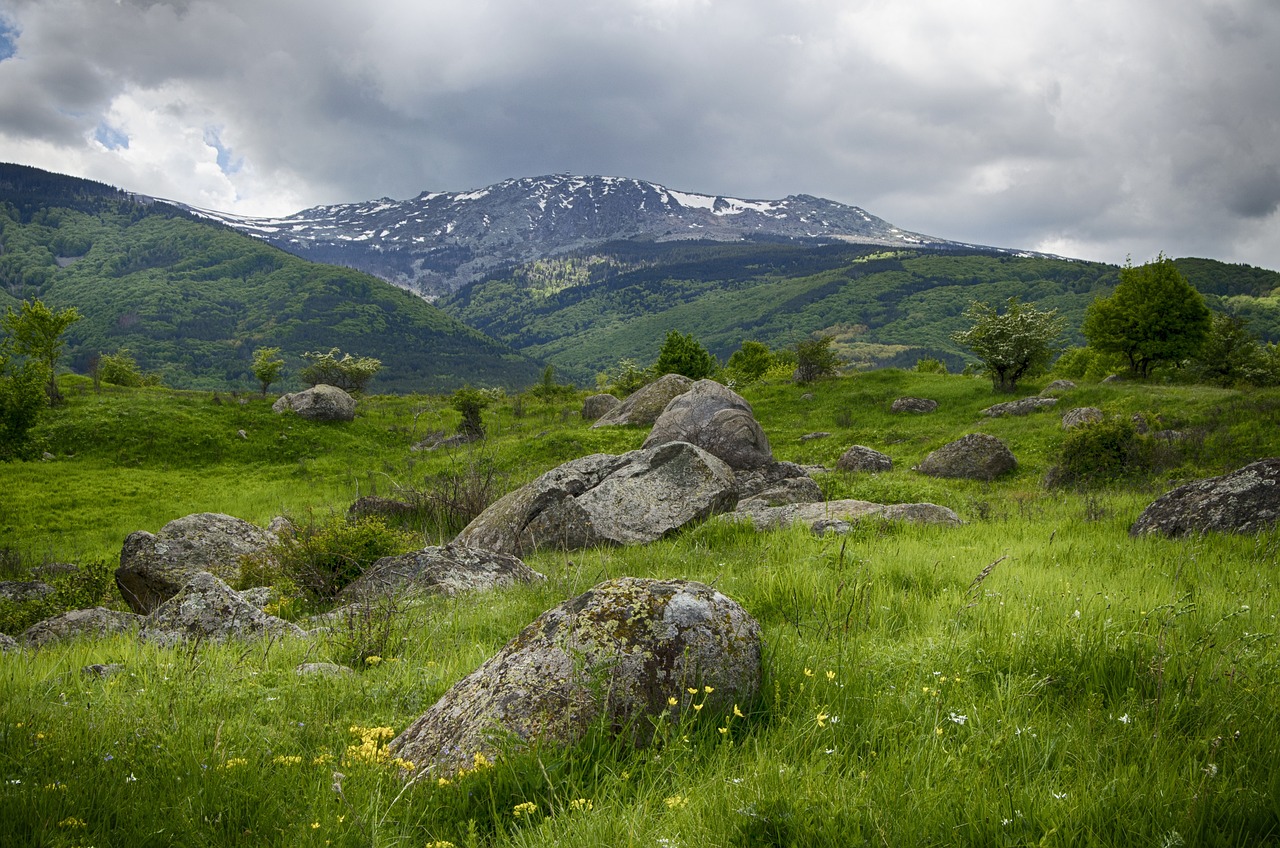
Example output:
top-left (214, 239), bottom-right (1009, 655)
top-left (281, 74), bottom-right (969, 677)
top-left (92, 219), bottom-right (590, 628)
top-left (2, 371), bottom-right (1279, 845)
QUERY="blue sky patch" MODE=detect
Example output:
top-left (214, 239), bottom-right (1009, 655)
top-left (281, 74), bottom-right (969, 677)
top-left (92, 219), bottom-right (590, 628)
top-left (0, 17), bottom-right (19, 62)
top-left (204, 126), bottom-right (243, 175)
top-left (94, 122), bottom-right (129, 151)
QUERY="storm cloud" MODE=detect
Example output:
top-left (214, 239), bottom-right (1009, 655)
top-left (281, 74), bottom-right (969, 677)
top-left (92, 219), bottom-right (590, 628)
top-left (2, 0), bottom-right (1278, 269)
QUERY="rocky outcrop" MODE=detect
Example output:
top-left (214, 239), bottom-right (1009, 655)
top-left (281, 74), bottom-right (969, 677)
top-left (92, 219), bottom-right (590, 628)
top-left (1062, 407), bottom-right (1104, 429)
top-left (642, 379), bottom-right (772, 470)
top-left (1, 633), bottom-right (21, 653)
top-left (836, 445), bottom-right (893, 473)
top-left (915, 434), bottom-right (1017, 481)
top-left (891, 397), bottom-right (938, 414)
top-left (453, 441), bottom-right (737, 556)
top-left (580, 394), bottom-right (621, 421)
top-left (1130, 459), bottom-right (1280, 538)
top-left (20, 607), bottom-right (143, 648)
top-left (346, 496), bottom-right (417, 524)
top-left (388, 577), bottom-right (761, 778)
top-left (729, 499), bottom-right (961, 533)
top-left (732, 460), bottom-right (812, 500)
top-left (981, 397), bottom-right (1058, 417)
top-left (736, 476), bottom-right (825, 508)
top-left (339, 545), bottom-right (545, 602)
top-left (272, 384), bottom-right (356, 422)
top-left (139, 573), bottom-right (305, 647)
top-left (116, 513), bottom-right (277, 614)
top-left (0, 581), bottom-right (55, 603)
top-left (591, 374), bottom-right (693, 428)
top-left (1040, 380), bottom-right (1077, 395)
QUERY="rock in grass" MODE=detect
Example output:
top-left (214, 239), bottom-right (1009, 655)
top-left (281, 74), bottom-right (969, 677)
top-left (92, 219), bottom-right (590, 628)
top-left (140, 573), bottom-right (305, 647)
top-left (981, 396), bottom-right (1058, 417)
top-left (339, 544), bottom-right (544, 602)
top-left (643, 380), bottom-right (773, 470)
top-left (836, 445), bottom-right (893, 473)
top-left (271, 384), bottom-right (356, 421)
top-left (1130, 458), bottom-right (1280, 538)
top-left (115, 512), bottom-right (278, 615)
top-left (1062, 407), bottom-right (1104, 429)
top-left (0, 581), bottom-right (55, 603)
top-left (453, 441), bottom-right (737, 556)
top-left (591, 374), bottom-right (693, 428)
top-left (736, 476), bottom-right (825, 508)
top-left (0, 633), bottom-right (20, 653)
top-left (1041, 379), bottom-right (1077, 395)
top-left (388, 577), bottom-right (761, 778)
top-left (296, 662), bottom-right (355, 678)
top-left (20, 607), bottom-right (143, 648)
top-left (915, 434), bottom-right (1017, 482)
top-left (729, 499), bottom-right (961, 532)
top-left (891, 397), bottom-right (938, 414)
top-left (580, 393), bottom-right (621, 421)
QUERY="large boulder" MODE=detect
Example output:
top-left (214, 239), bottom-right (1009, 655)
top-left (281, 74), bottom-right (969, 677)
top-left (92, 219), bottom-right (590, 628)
top-left (591, 374), bottom-right (693, 428)
top-left (453, 441), bottom-right (737, 556)
top-left (915, 434), bottom-right (1017, 481)
top-left (139, 573), bottom-right (306, 647)
top-left (1041, 379), bottom-right (1077, 395)
top-left (737, 477), bottom-right (825, 508)
top-left (339, 545), bottom-right (545, 602)
top-left (981, 397), bottom-right (1058, 417)
top-left (0, 580), bottom-right (55, 603)
top-left (642, 379), bottom-right (772, 470)
top-left (20, 607), bottom-right (143, 648)
top-left (732, 460), bottom-right (813, 501)
top-left (580, 394), bottom-right (621, 421)
top-left (836, 445), bottom-right (893, 473)
top-left (115, 513), bottom-right (277, 614)
top-left (730, 499), bottom-right (961, 533)
top-left (891, 397), bottom-right (938, 414)
top-left (1062, 407), bottom-right (1104, 429)
top-left (388, 577), bottom-right (761, 777)
top-left (1130, 458), bottom-right (1280, 538)
top-left (272, 384), bottom-right (356, 422)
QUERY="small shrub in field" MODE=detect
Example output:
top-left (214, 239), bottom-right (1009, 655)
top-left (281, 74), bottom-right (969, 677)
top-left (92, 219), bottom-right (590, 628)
top-left (1048, 417), bottom-right (1155, 487)
top-left (299, 347), bottom-right (381, 394)
top-left (450, 387), bottom-right (491, 438)
top-left (400, 444), bottom-right (508, 541)
top-left (271, 515), bottom-right (411, 602)
top-left (597, 358), bottom-right (653, 397)
top-left (914, 357), bottom-right (948, 375)
top-left (98, 349), bottom-right (160, 387)
top-left (794, 335), bottom-right (841, 384)
top-left (0, 558), bottom-right (114, 634)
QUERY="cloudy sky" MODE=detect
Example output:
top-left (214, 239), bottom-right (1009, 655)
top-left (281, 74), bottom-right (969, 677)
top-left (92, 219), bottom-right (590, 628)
top-left (2, 0), bottom-right (1278, 269)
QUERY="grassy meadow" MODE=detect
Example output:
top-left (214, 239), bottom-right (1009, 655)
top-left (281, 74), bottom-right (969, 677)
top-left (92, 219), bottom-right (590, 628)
top-left (2, 370), bottom-right (1279, 846)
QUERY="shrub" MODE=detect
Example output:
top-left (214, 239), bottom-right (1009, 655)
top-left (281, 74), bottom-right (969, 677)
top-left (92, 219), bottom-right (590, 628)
top-left (1051, 346), bottom-right (1127, 382)
top-left (794, 335), bottom-right (841, 384)
top-left (724, 341), bottom-right (775, 385)
top-left (450, 386), bottom-right (491, 437)
top-left (1048, 417), bottom-right (1154, 487)
top-left (0, 558), bottom-right (114, 635)
top-left (251, 346), bottom-right (285, 397)
top-left (654, 330), bottom-right (718, 380)
top-left (914, 357), bottom-right (948, 375)
top-left (97, 349), bottom-right (160, 387)
top-left (0, 356), bottom-right (49, 460)
top-left (400, 443), bottom-right (508, 542)
top-left (299, 348), bottom-right (381, 394)
top-left (951, 297), bottom-right (1064, 392)
top-left (596, 358), bottom-right (653, 397)
top-left (269, 515), bottom-right (411, 603)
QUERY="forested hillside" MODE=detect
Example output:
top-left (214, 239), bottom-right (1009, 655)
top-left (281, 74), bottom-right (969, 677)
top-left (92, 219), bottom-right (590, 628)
top-left (0, 164), bottom-right (541, 392)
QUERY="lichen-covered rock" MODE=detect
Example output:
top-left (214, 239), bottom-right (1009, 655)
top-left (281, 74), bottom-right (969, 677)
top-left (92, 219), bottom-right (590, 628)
top-left (729, 498), bottom-right (961, 532)
top-left (1062, 407), bottom-right (1104, 429)
top-left (347, 496), bottom-right (417, 524)
top-left (20, 607), bottom-right (143, 648)
top-left (339, 544), bottom-right (545, 602)
top-left (453, 441), bottom-right (737, 555)
top-left (736, 477), bottom-right (825, 509)
top-left (272, 384), bottom-right (356, 422)
top-left (981, 397), bottom-right (1058, 417)
top-left (732, 461), bottom-right (811, 500)
top-left (1040, 380), bottom-right (1077, 395)
top-left (836, 445), bottom-right (893, 473)
top-left (642, 380), bottom-right (772, 470)
top-left (580, 394), bottom-right (621, 421)
top-left (915, 434), bottom-right (1017, 481)
top-left (116, 512), bottom-right (277, 614)
top-left (0, 633), bottom-right (20, 653)
top-left (296, 662), bottom-right (355, 678)
top-left (891, 397), bottom-right (938, 414)
top-left (82, 663), bottom-right (125, 678)
top-left (591, 374), bottom-right (694, 428)
top-left (0, 580), bottom-right (55, 603)
top-left (388, 577), bottom-right (761, 778)
top-left (1130, 459), bottom-right (1280, 538)
top-left (140, 573), bottom-right (305, 647)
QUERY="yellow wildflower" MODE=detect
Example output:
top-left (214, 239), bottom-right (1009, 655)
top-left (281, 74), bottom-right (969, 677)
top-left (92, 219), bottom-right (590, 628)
top-left (312, 753), bottom-right (333, 766)
top-left (733, 704), bottom-right (744, 718)
top-left (804, 668), bottom-right (815, 677)
top-left (311, 822), bottom-right (321, 829)
top-left (426, 841), bottom-right (456, 848)
top-left (364, 656), bottom-right (383, 666)
top-left (437, 777), bottom-right (451, 787)
top-left (273, 755), bottom-right (303, 766)
top-left (668, 696), bottom-right (678, 706)
top-left (703, 685), bottom-right (714, 694)
top-left (220, 757), bottom-right (248, 770)
top-left (826, 670), bottom-right (836, 681)
top-left (664, 794), bottom-right (688, 809)
top-left (935, 726), bottom-right (944, 736)
top-left (472, 751), bottom-right (492, 770)
top-left (512, 801), bottom-right (537, 818)
top-left (58, 817), bottom-right (87, 829)
top-left (568, 798), bottom-right (593, 812)
top-left (687, 687), bottom-right (698, 695)
top-left (693, 703), bottom-right (703, 712)
top-left (816, 711), bottom-right (829, 727)
top-left (718, 726), bottom-right (728, 735)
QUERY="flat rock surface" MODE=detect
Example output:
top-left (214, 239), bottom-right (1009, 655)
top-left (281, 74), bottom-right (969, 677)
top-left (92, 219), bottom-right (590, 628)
top-left (20, 607), bottom-right (143, 648)
top-left (140, 573), bottom-right (305, 647)
top-left (730, 499), bottom-right (961, 531)
top-left (339, 544), bottom-right (545, 601)
top-left (591, 374), bottom-right (693, 428)
top-left (981, 397), bottom-right (1059, 417)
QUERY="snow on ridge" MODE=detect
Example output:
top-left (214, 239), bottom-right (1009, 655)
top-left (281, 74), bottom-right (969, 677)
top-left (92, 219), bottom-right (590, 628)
top-left (666, 189), bottom-right (716, 211)
top-left (454, 188), bottom-right (491, 202)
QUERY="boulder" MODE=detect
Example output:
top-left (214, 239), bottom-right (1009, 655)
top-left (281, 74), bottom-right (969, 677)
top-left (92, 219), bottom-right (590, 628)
top-left (139, 573), bottom-right (306, 647)
top-left (20, 607), bottom-right (143, 648)
top-left (1040, 380), bottom-right (1077, 395)
top-left (339, 545), bottom-right (545, 602)
top-left (0, 580), bottom-right (55, 603)
top-left (271, 384), bottom-right (356, 422)
top-left (916, 434), bottom-right (1017, 481)
top-left (736, 477), bottom-right (825, 508)
top-left (836, 445), bottom-right (893, 473)
top-left (388, 577), bottom-right (761, 777)
top-left (0, 633), bottom-right (19, 653)
top-left (642, 379), bottom-right (772, 470)
top-left (591, 374), bottom-right (693, 428)
top-left (453, 441), bottom-right (737, 556)
top-left (891, 397), bottom-right (938, 414)
top-left (981, 397), bottom-right (1059, 417)
top-left (296, 662), bottom-right (356, 678)
top-left (730, 499), bottom-right (961, 533)
top-left (799, 432), bottom-right (831, 442)
top-left (347, 496), bottom-right (417, 524)
top-left (115, 512), bottom-right (277, 614)
top-left (1130, 459), bottom-right (1280, 538)
top-left (732, 461), bottom-right (812, 500)
top-left (1062, 407), bottom-right (1105, 429)
top-left (580, 394), bottom-right (621, 421)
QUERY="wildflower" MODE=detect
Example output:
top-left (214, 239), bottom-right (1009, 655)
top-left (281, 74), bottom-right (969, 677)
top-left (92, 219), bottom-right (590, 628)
top-left (311, 822), bottom-right (321, 830)
top-left (1118, 713), bottom-right (1132, 725)
top-left (1051, 791), bottom-right (1067, 800)
top-left (703, 685), bottom-right (714, 694)
top-left (826, 670), bottom-right (836, 681)
top-left (829, 716), bottom-right (839, 724)
top-left (693, 703), bottom-right (703, 712)
top-left (125, 772), bottom-right (137, 783)
top-left (471, 751), bottom-right (492, 771)
top-left (512, 801), bottom-right (537, 818)
top-left (687, 687), bottom-right (698, 694)
top-left (425, 842), bottom-right (456, 848)
top-left (568, 798), bottom-right (593, 812)
top-left (804, 668), bottom-right (815, 677)
top-left (948, 712), bottom-right (967, 725)
top-left (816, 711), bottom-right (829, 727)
top-left (668, 696), bottom-right (679, 706)
top-left (437, 777), bottom-right (451, 787)
top-left (273, 755), bottom-right (303, 766)
top-left (718, 727), bottom-right (728, 735)
top-left (1202, 764), bottom-right (1218, 777)
top-left (220, 758), bottom-right (248, 770)
top-left (935, 727), bottom-right (944, 736)
top-left (733, 704), bottom-right (744, 718)
top-left (312, 753), bottom-right (333, 766)
top-left (58, 817), bottom-right (87, 829)
top-left (664, 794), bottom-right (688, 809)
top-left (364, 656), bottom-right (383, 666)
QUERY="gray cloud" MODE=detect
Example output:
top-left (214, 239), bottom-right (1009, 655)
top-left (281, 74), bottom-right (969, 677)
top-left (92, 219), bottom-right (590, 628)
top-left (1, 0), bottom-right (1278, 269)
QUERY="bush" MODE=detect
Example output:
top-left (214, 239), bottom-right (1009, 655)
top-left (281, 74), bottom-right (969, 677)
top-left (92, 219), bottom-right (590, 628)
top-left (914, 357), bottom-right (948, 375)
top-left (794, 335), bottom-right (841, 384)
top-left (268, 515), bottom-right (411, 603)
top-left (724, 341), bottom-right (775, 385)
top-left (0, 357), bottom-right (49, 460)
top-left (97, 349), bottom-right (160, 387)
top-left (1048, 417), bottom-right (1150, 487)
top-left (0, 558), bottom-right (114, 635)
top-left (596, 358), bottom-right (653, 397)
top-left (450, 386), bottom-right (492, 437)
top-left (1051, 346), bottom-right (1127, 382)
top-left (654, 330), bottom-right (718, 380)
top-left (299, 348), bottom-right (382, 394)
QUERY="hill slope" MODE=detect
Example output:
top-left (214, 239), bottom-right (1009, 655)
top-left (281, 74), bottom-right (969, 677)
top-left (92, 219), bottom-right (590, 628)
top-left (0, 164), bottom-right (541, 392)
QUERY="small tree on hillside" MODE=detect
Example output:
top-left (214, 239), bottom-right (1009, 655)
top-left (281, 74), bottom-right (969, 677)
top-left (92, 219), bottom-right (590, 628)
top-left (1, 299), bottom-right (82, 404)
top-left (952, 297), bottom-right (1065, 393)
top-left (299, 348), bottom-right (381, 394)
top-left (252, 346), bottom-right (285, 397)
top-left (0, 346), bottom-right (49, 460)
top-left (724, 340), bottom-right (775, 384)
top-left (794, 335), bottom-right (842, 384)
top-left (450, 386), bottom-right (491, 438)
top-left (1082, 253), bottom-right (1211, 378)
top-left (654, 330), bottom-right (718, 380)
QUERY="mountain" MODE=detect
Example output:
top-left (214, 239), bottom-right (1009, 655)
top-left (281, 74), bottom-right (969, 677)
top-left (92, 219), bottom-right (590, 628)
top-left (179, 174), bottom-right (1008, 298)
top-left (0, 163), bottom-right (541, 392)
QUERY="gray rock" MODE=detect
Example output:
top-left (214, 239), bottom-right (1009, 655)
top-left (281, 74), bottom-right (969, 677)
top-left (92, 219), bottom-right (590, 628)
top-left (916, 434), bottom-right (1017, 481)
top-left (737, 476), bottom-right (825, 508)
top-left (272, 384), bottom-right (356, 422)
top-left (0, 580), bottom-right (55, 603)
top-left (347, 496), bottom-right (417, 523)
top-left (296, 662), bottom-right (356, 678)
top-left (454, 441), bottom-right (737, 556)
top-left (82, 663), bottom-right (125, 678)
top-left (836, 445), bottom-right (893, 473)
top-left (891, 397), bottom-right (938, 414)
top-left (731, 498), bottom-right (961, 532)
top-left (1130, 459), bottom-right (1280, 538)
top-left (236, 586), bottom-right (276, 609)
top-left (642, 380), bottom-right (772, 470)
top-left (1132, 414), bottom-right (1151, 435)
top-left (580, 394), bottom-right (621, 421)
top-left (339, 544), bottom-right (545, 602)
top-left (116, 512), bottom-right (277, 614)
top-left (591, 374), bottom-right (693, 428)
top-left (20, 607), bottom-right (143, 648)
top-left (0, 633), bottom-right (19, 653)
top-left (799, 432), bottom-right (831, 442)
top-left (1062, 407), bottom-right (1105, 429)
top-left (140, 573), bottom-right (305, 647)
top-left (1040, 380), bottom-right (1077, 395)
top-left (733, 461), bottom-right (812, 500)
top-left (388, 577), bottom-right (761, 778)
top-left (981, 396), bottom-right (1059, 417)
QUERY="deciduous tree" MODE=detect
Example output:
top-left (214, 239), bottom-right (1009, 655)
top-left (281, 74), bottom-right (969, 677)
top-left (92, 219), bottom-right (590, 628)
top-left (653, 330), bottom-right (717, 380)
top-left (952, 297), bottom-right (1064, 393)
top-left (1, 299), bottom-right (81, 403)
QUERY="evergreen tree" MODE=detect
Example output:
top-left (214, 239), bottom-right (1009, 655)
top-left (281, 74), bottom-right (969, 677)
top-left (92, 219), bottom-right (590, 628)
top-left (653, 330), bottom-right (717, 380)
